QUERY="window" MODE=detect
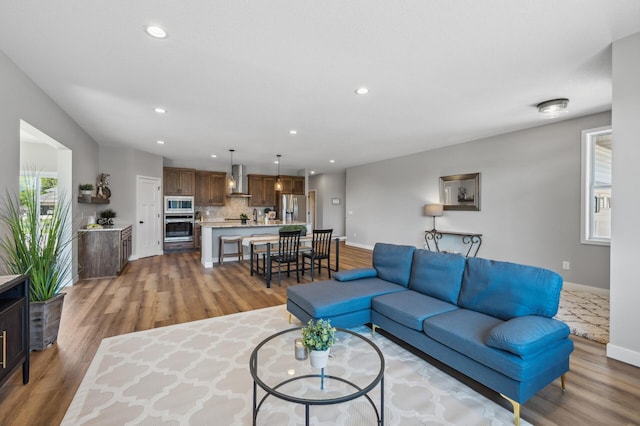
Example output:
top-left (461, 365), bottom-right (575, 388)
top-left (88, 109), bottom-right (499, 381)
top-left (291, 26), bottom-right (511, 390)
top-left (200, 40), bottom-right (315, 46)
top-left (581, 126), bottom-right (612, 245)
top-left (19, 172), bottom-right (59, 234)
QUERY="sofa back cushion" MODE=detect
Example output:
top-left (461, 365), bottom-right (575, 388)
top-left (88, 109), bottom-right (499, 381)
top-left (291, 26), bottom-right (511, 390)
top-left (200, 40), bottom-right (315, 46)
top-left (408, 250), bottom-right (466, 304)
top-left (459, 257), bottom-right (563, 320)
top-left (373, 243), bottom-right (416, 287)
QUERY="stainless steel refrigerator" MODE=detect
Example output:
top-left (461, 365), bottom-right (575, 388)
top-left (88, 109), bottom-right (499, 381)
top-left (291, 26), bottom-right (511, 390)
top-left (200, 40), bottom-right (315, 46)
top-left (281, 194), bottom-right (307, 223)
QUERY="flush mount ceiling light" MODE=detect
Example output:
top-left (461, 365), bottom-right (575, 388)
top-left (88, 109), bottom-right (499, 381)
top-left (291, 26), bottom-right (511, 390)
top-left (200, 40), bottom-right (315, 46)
top-left (156, 140), bottom-right (165, 145)
top-left (274, 154), bottom-right (283, 191)
top-left (289, 129), bottom-right (298, 135)
top-left (329, 159), bottom-right (335, 163)
top-left (537, 98), bottom-right (569, 115)
top-left (154, 107), bottom-right (167, 114)
top-left (210, 154), bottom-right (217, 158)
top-left (228, 149), bottom-right (236, 189)
top-left (355, 87), bottom-right (369, 95)
top-left (145, 25), bottom-right (168, 39)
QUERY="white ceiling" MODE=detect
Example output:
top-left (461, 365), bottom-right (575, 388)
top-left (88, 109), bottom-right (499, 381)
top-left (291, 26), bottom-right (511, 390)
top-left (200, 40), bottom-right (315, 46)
top-left (1, 1), bottom-right (639, 174)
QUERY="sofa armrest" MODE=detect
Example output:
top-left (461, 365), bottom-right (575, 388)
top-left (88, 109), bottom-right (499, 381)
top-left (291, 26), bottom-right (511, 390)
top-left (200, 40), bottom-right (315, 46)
top-left (486, 316), bottom-right (570, 357)
top-left (333, 268), bottom-right (378, 282)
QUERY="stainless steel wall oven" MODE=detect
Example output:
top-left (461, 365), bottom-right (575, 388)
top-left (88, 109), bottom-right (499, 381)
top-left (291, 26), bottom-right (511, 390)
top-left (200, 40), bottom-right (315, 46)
top-left (164, 214), bottom-right (195, 242)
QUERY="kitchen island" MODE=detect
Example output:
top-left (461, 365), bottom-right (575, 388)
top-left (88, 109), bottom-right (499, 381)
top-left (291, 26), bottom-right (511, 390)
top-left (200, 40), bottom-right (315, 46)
top-left (199, 221), bottom-right (309, 268)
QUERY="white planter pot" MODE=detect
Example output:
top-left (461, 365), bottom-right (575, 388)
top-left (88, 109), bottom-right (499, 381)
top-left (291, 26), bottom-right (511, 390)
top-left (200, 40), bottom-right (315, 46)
top-left (309, 348), bottom-right (330, 369)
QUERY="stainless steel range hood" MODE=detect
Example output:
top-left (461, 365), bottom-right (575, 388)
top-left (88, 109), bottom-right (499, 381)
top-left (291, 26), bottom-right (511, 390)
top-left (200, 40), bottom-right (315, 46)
top-left (228, 164), bottom-right (251, 197)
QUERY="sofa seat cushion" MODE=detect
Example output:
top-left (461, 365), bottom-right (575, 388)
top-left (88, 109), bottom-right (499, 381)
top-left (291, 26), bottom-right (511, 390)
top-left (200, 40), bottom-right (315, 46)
top-left (373, 243), bottom-right (416, 287)
top-left (486, 316), bottom-right (570, 357)
top-left (408, 250), bottom-right (466, 304)
top-left (423, 309), bottom-right (570, 382)
top-left (459, 257), bottom-right (563, 320)
top-left (372, 290), bottom-right (459, 330)
top-left (286, 277), bottom-right (407, 318)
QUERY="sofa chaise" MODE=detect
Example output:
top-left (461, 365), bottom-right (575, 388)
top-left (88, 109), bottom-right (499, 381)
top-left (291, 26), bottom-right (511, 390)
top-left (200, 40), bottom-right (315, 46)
top-left (287, 243), bottom-right (574, 425)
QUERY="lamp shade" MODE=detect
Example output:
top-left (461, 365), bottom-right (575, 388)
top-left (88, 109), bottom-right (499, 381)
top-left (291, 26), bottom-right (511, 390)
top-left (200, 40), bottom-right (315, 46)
top-left (424, 204), bottom-right (444, 217)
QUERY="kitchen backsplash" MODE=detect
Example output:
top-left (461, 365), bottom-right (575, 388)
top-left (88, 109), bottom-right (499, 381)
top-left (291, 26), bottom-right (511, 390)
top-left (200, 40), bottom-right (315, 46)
top-left (196, 197), bottom-right (275, 221)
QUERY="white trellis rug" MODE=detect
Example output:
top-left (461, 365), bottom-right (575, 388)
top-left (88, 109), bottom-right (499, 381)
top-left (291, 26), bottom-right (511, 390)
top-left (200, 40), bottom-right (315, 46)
top-left (63, 305), bottom-right (531, 425)
top-left (555, 289), bottom-right (609, 344)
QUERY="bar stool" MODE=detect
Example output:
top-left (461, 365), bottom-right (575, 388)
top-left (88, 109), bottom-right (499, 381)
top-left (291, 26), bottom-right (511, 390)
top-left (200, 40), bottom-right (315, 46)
top-left (218, 235), bottom-right (244, 264)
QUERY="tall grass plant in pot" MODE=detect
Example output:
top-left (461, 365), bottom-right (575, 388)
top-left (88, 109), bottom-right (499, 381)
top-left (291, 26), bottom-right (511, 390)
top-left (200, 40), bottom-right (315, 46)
top-left (0, 174), bottom-right (73, 350)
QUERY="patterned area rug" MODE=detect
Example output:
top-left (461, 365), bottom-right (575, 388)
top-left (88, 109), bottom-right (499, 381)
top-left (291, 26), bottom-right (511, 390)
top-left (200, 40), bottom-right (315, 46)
top-left (63, 306), bottom-right (530, 425)
top-left (555, 289), bottom-right (610, 344)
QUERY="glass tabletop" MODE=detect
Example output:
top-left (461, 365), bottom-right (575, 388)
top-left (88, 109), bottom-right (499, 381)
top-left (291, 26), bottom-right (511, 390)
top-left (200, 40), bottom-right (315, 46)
top-left (249, 327), bottom-right (384, 405)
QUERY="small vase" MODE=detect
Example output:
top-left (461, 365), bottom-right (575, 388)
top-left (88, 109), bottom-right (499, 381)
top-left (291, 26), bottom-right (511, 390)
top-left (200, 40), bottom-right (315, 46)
top-left (309, 348), bottom-right (330, 368)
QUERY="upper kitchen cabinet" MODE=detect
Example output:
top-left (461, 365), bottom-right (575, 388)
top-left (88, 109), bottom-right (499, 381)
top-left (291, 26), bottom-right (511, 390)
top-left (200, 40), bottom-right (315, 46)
top-left (248, 174), bottom-right (277, 206)
top-left (281, 176), bottom-right (305, 195)
top-left (195, 171), bottom-right (226, 206)
top-left (164, 167), bottom-right (195, 196)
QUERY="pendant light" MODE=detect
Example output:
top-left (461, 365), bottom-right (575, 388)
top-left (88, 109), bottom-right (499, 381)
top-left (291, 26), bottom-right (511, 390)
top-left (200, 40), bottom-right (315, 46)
top-left (228, 149), bottom-right (236, 189)
top-left (274, 154), bottom-right (283, 191)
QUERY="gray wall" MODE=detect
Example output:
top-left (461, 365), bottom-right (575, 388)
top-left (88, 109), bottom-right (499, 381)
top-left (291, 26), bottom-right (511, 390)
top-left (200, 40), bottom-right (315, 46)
top-left (309, 173), bottom-right (346, 236)
top-left (609, 32), bottom-right (640, 366)
top-left (99, 146), bottom-right (164, 258)
top-left (0, 49), bottom-right (99, 282)
top-left (346, 112), bottom-right (611, 289)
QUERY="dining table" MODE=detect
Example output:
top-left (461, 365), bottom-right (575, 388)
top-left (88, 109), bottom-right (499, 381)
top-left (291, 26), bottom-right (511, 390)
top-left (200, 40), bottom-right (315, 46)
top-left (242, 234), bottom-right (346, 288)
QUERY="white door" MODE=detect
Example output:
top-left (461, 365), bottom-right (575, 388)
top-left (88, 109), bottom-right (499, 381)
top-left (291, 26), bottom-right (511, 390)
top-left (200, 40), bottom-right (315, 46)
top-left (137, 176), bottom-right (162, 258)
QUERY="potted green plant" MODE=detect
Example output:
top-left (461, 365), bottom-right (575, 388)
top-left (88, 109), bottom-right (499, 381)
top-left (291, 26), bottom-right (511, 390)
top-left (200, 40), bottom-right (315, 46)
top-left (0, 175), bottom-right (73, 350)
top-left (240, 213), bottom-right (248, 224)
top-left (79, 183), bottom-right (94, 196)
top-left (301, 318), bottom-right (336, 368)
top-left (98, 208), bottom-right (116, 226)
top-left (280, 224), bottom-right (307, 235)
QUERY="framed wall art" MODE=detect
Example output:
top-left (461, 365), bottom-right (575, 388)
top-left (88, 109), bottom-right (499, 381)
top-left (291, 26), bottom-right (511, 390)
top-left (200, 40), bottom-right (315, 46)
top-left (439, 173), bottom-right (480, 211)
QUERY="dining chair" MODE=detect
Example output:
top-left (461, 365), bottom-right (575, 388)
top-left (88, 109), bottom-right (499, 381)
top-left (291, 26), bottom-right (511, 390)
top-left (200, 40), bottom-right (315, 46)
top-left (301, 228), bottom-right (333, 281)
top-left (269, 230), bottom-right (302, 286)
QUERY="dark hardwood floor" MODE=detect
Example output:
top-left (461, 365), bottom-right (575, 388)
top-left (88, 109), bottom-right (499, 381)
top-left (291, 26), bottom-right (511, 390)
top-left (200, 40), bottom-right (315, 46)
top-left (0, 245), bottom-right (638, 425)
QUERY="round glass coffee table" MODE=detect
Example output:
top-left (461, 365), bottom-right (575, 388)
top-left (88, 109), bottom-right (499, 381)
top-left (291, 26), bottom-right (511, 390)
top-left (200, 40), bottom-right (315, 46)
top-left (249, 327), bottom-right (385, 425)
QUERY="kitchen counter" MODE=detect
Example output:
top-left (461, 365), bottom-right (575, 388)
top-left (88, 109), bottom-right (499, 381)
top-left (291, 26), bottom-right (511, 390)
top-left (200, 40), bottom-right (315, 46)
top-left (79, 224), bottom-right (132, 232)
top-left (198, 221), bottom-right (306, 229)
top-left (200, 222), bottom-right (309, 268)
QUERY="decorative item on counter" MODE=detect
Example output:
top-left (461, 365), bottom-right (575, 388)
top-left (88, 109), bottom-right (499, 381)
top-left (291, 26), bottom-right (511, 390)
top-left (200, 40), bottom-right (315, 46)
top-left (239, 213), bottom-right (248, 224)
top-left (96, 173), bottom-right (111, 199)
top-left (301, 318), bottom-right (336, 369)
top-left (98, 208), bottom-right (116, 226)
top-left (263, 208), bottom-right (271, 224)
top-left (79, 184), bottom-right (94, 197)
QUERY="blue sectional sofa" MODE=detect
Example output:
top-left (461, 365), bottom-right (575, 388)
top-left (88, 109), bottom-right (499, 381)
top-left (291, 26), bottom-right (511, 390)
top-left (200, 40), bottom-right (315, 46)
top-left (287, 243), bottom-right (574, 425)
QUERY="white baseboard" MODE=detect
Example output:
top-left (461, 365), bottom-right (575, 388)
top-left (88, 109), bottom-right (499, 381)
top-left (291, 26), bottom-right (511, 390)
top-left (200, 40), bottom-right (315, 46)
top-left (606, 343), bottom-right (640, 367)
top-left (563, 281), bottom-right (610, 296)
top-left (345, 241), bottom-right (374, 250)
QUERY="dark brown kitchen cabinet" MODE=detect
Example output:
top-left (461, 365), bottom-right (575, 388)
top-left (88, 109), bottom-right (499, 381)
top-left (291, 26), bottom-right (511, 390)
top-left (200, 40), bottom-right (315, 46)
top-left (194, 223), bottom-right (201, 250)
top-left (0, 274), bottom-right (29, 389)
top-left (281, 176), bottom-right (305, 195)
top-left (195, 171), bottom-right (226, 206)
top-left (164, 167), bottom-right (195, 196)
top-left (78, 226), bottom-right (132, 279)
top-left (248, 174), bottom-right (277, 206)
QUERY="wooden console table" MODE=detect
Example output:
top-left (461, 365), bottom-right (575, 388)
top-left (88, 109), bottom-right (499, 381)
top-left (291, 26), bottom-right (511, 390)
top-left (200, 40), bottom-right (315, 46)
top-left (424, 229), bottom-right (482, 257)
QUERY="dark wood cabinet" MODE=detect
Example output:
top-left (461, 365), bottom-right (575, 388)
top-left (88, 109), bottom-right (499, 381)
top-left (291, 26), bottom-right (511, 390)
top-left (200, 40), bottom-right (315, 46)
top-left (194, 223), bottom-right (201, 250)
top-left (164, 167), bottom-right (195, 196)
top-left (0, 274), bottom-right (29, 388)
top-left (281, 176), bottom-right (305, 195)
top-left (248, 174), bottom-right (277, 206)
top-left (195, 171), bottom-right (226, 206)
top-left (78, 226), bottom-right (132, 279)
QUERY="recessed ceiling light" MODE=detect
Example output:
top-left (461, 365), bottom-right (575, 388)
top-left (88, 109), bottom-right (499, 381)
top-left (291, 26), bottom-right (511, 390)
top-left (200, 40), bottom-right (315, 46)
top-left (289, 129), bottom-right (298, 135)
top-left (156, 140), bottom-right (165, 145)
top-left (145, 25), bottom-right (168, 39)
top-left (537, 98), bottom-right (569, 115)
top-left (154, 107), bottom-right (167, 114)
top-left (355, 87), bottom-right (369, 95)
top-left (329, 159), bottom-right (335, 163)
top-left (274, 159), bottom-right (280, 164)
top-left (210, 154), bottom-right (217, 158)
top-left (310, 171), bottom-right (316, 175)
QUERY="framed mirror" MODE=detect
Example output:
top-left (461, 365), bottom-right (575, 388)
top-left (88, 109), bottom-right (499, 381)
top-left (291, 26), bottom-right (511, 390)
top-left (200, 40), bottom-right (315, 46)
top-left (440, 173), bottom-right (480, 211)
